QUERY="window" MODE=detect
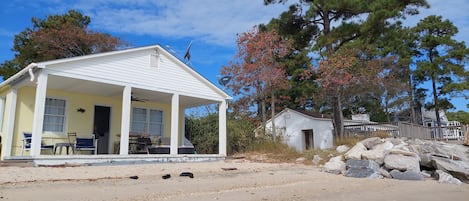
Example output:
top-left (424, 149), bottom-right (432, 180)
top-left (131, 107), bottom-right (163, 136)
top-left (43, 98), bottom-right (66, 132)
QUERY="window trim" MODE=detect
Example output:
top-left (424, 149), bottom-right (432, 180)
top-left (131, 107), bottom-right (164, 137)
top-left (43, 97), bottom-right (68, 135)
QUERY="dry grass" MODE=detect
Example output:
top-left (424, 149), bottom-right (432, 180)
top-left (335, 131), bottom-right (390, 147)
top-left (232, 133), bottom-right (390, 165)
top-left (230, 139), bottom-right (340, 165)
top-left (334, 136), bottom-right (364, 147)
top-left (243, 140), bottom-right (302, 163)
top-left (302, 149), bottom-right (340, 165)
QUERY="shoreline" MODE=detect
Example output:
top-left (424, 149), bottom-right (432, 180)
top-left (1, 160), bottom-right (468, 201)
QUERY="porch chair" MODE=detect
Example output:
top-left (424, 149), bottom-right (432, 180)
top-left (67, 132), bottom-right (98, 155)
top-left (136, 137), bottom-right (152, 154)
top-left (21, 132), bottom-right (54, 155)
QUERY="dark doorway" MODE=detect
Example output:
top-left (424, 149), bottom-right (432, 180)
top-left (94, 106), bottom-right (111, 154)
top-left (303, 129), bottom-right (314, 150)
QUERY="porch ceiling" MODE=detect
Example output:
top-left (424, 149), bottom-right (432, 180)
top-left (46, 75), bottom-right (219, 108)
top-left (48, 75), bottom-right (123, 97)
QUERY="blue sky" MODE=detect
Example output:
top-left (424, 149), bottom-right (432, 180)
top-left (0, 0), bottom-right (468, 112)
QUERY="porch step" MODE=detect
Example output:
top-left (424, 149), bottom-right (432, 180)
top-left (0, 160), bottom-right (35, 167)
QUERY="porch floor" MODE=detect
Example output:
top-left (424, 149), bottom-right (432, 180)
top-left (3, 154), bottom-right (225, 166)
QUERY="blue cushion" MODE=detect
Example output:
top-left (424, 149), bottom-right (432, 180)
top-left (76, 138), bottom-right (94, 147)
top-left (23, 133), bottom-right (32, 138)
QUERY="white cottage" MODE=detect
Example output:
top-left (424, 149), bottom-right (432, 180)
top-left (0, 44), bottom-right (231, 164)
top-left (264, 108), bottom-right (334, 152)
top-left (264, 109), bottom-right (398, 152)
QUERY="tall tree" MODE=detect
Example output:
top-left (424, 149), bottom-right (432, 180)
top-left (221, 27), bottom-right (292, 140)
top-left (260, 5), bottom-right (320, 111)
top-left (266, 0), bottom-right (428, 137)
top-left (375, 23), bottom-right (420, 123)
top-left (0, 10), bottom-right (126, 79)
top-left (413, 15), bottom-right (469, 138)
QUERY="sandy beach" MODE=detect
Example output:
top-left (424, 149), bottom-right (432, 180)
top-left (0, 160), bottom-right (468, 201)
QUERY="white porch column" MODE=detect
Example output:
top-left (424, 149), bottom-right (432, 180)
top-left (31, 72), bottom-right (48, 156)
top-left (119, 86), bottom-right (132, 155)
top-left (180, 109), bottom-right (186, 142)
top-left (218, 100), bottom-right (227, 156)
top-left (1, 88), bottom-right (17, 158)
top-left (170, 93), bottom-right (179, 155)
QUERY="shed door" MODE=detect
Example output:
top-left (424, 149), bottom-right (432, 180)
top-left (303, 129), bottom-right (314, 150)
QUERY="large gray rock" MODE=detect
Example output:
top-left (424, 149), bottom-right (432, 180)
top-left (312, 155), bottom-right (322, 165)
top-left (408, 140), bottom-right (469, 162)
top-left (431, 142), bottom-right (465, 160)
top-left (344, 142), bottom-right (367, 160)
top-left (344, 159), bottom-right (381, 178)
top-left (436, 170), bottom-right (462, 185)
top-left (362, 141), bottom-right (394, 165)
top-left (360, 137), bottom-right (382, 149)
top-left (323, 155), bottom-right (345, 174)
top-left (432, 157), bottom-right (469, 184)
top-left (372, 140), bottom-right (394, 151)
top-left (346, 159), bottom-right (380, 169)
top-left (420, 171), bottom-right (432, 178)
top-left (296, 157), bottom-right (306, 163)
top-left (419, 153), bottom-right (434, 168)
top-left (387, 138), bottom-right (404, 146)
top-left (330, 155), bottom-right (344, 162)
top-left (379, 168), bottom-right (392, 178)
top-left (389, 169), bottom-right (424, 181)
top-left (392, 143), bottom-right (410, 152)
top-left (336, 145), bottom-right (350, 153)
top-left (384, 153), bottom-right (420, 172)
top-left (388, 149), bottom-right (418, 157)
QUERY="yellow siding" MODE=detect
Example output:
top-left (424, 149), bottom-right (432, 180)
top-left (8, 86), bottom-right (176, 156)
top-left (12, 87), bottom-right (35, 154)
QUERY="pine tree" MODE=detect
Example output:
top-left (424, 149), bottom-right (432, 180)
top-left (413, 15), bottom-right (469, 138)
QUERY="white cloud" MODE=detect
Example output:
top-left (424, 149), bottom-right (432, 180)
top-left (68, 0), bottom-right (290, 47)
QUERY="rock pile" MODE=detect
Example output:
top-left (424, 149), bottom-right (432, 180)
top-left (322, 137), bottom-right (469, 184)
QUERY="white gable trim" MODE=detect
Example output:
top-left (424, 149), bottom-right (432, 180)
top-left (266, 108), bottom-right (331, 126)
top-left (0, 44), bottom-right (231, 100)
top-left (155, 46), bottom-right (231, 100)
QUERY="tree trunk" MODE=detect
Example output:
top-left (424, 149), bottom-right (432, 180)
top-left (331, 92), bottom-right (344, 138)
top-left (261, 94), bottom-right (267, 138)
top-left (431, 76), bottom-right (443, 139)
top-left (271, 89), bottom-right (277, 142)
top-left (385, 98), bottom-right (391, 122)
top-left (323, 10), bottom-right (345, 138)
top-left (408, 74), bottom-right (416, 124)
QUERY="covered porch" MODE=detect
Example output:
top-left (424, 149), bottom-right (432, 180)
top-left (2, 71), bottom-right (227, 160)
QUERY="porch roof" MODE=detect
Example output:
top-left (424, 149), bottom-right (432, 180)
top-left (0, 44), bottom-right (232, 104)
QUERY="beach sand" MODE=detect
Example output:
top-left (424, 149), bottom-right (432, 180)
top-left (0, 159), bottom-right (468, 201)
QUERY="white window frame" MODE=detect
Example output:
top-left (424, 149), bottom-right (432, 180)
top-left (131, 107), bottom-right (164, 137)
top-left (43, 97), bottom-right (68, 134)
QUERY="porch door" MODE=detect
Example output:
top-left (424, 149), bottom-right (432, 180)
top-left (94, 106), bottom-right (111, 154)
top-left (303, 129), bottom-right (314, 150)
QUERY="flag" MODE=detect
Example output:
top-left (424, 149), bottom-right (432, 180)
top-left (183, 41), bottom-right (192, 61)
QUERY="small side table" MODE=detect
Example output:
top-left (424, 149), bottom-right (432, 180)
top-left (54, 143), bottom-right (75, 155)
